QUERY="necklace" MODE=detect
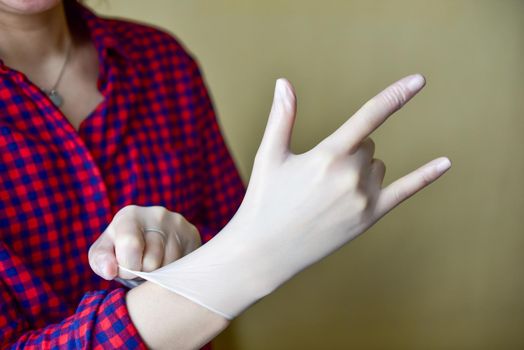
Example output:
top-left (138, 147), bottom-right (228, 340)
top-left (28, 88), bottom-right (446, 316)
top-left (43, 40), bottom-right (73, 108)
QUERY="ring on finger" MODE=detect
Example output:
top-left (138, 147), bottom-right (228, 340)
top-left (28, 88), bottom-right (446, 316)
top-left (143, 227), bottom-right (168, 242)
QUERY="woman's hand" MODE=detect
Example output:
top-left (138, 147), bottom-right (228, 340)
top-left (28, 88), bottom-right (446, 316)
top-left (228, 75), bottom-right (451, 284)
top-left (122, 74), bottom-right (452, 319)
top-left (88, 205), bottom-right (201, 281)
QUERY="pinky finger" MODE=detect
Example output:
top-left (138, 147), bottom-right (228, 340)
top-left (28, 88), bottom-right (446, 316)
top-left (374, 157), bottom-right (451, 218)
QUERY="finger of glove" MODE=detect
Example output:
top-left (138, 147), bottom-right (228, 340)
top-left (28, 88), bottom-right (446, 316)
top-left (375, 157), bottom-right (451, 218)
top-left (318, 74), bottom-right (425, 154)
top-left (257, 78), bottom-right (297, 161)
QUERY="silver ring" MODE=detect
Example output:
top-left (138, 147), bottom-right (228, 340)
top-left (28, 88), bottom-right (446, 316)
top-left (143, 227), bottom-right (167, 238)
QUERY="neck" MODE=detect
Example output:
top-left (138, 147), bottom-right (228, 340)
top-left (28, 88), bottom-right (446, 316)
top-left (0, 3), bottom-right (72, 68)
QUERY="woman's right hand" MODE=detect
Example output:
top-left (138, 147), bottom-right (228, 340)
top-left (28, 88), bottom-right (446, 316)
top-left (88, 205), bottom-right (201, 282)
top-left (123, 75), bottom-right (451, 319)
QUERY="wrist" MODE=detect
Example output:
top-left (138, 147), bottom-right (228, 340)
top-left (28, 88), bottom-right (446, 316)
top-left (126, 281), bottom-right (230, 349)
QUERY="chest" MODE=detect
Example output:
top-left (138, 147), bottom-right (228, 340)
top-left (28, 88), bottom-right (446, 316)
top-left (0, 65), bottom-right (204, 217)
top-left (0, 59), bottom-right (205, 303)
top-left (56, 68), bottom-right (104, 130)
top-left (56, 40), bottom-right (105, 129)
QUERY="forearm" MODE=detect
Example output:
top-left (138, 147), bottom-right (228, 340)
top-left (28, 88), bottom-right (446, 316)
top-left (126, 282), bottom-right (230, 350)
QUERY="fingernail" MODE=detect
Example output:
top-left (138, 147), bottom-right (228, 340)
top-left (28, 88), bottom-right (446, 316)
top-left (436, 157), bottom-right (451, 173)
top-left (276, 78), bottom-right (294, 112)
top-left (96, 259), bottom-right (111, 279)
top-left (271, 79), bottom-right (283, 112)
top-left (276, 79), bottom-right (285, 101)
top-left (406, 74), bottom-right (425, 92)
top-left (101, 264), bottom-right (111, 279)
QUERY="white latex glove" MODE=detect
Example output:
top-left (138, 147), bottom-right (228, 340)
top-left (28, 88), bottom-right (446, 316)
top-left (89, 205), bottom-right (201, 284)
top-left (120, 75), bottom-right (451, 319)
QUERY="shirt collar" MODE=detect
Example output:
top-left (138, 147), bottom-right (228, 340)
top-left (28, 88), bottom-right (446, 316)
top-left (71, 1), bottom-right (131, 61)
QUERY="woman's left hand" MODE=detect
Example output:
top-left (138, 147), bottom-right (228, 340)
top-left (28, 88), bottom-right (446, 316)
top-left (88, 205), bottom-right (202, 282)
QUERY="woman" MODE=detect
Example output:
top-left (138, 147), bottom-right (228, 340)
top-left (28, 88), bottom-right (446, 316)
top-left (0, 0), bottom-right (244, 348)
top-left (0, 0), bottom-right (451, 349)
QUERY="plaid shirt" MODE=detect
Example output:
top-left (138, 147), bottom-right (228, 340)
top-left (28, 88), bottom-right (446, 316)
top-left (0, 2), bottom-right (245, 349)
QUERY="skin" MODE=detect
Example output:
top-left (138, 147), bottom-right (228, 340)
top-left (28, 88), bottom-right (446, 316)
top-left (0, 0), bottom-right (103, 129)
top-left (88, 205), bottom-right (202, 280)
top-left (0, 1), bottom-right (230, 348)
top-left (0, 1), bottom-right (451, 349)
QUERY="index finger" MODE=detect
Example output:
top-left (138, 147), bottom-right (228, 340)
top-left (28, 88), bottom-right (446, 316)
top-left (113, 215), bottom-right (146, 279)
top-left (320, 74), bottom-right (426, 154)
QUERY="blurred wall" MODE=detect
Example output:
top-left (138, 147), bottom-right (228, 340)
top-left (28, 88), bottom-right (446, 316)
top-left (85, 0), bottom-right (524, 349)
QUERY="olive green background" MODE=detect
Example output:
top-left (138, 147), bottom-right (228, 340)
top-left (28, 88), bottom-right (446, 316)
top-left (85, 1), bottom-right (524, 349)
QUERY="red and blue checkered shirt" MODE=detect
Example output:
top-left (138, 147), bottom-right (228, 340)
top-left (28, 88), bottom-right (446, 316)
top-left (0, 2), bottom-right (245, 349)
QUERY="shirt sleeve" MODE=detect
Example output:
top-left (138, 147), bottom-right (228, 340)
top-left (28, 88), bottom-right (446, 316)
top-left (185, 55), bottom-right (246, 242)
top-left (0, 244), bottom-right (146, 350)
top-left (2, 289), bottom-right (146, 350)
top-left (10, 290), bottom-right (146, 350)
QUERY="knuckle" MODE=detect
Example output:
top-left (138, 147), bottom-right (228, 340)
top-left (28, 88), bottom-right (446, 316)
top-left (310, 154), bottom-right (340, 183)
top-left (146, 230), bottom-right (167, 248)
top-left (150, 205), bottom-right (168, 215)
top-left (344, 170), bottom-right (360, 188)
top-left (310, 147), bottom-right (337, 168)
top-left (120, 204), bottom-right (138, 214)
top-left (421, 168), bottom-right (435, 186)
top-left (173, 211), bottom-right (183, 220)
top-left (142, 254), bottom-right (162, 272)
top-left (190, 225), bottom-right (202, 245)
top-left (392, 187), bottom-right (407, 204)
top-left (381, 83), bottom-right (410, 110)
top-left (171, 211), bottom-right (185, 227)
top-left (313, 139), bottom-right (340, 157)
top-left (114, 205), bottom-right (137, 221)
top-left (119, 235), bottom-right (144, 253)
top-left (353, 192), bottom-right (370, 211)
top-left (150, 205), bottom-right (169, 222)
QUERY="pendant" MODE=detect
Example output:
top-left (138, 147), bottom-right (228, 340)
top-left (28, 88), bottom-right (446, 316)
top-left (45, 89), bottom-right (63, 107)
